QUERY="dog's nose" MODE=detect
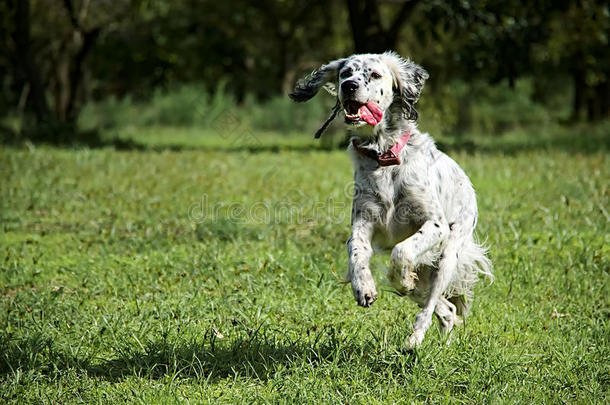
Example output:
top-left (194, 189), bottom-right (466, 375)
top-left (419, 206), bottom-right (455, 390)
top-left (341, 80), bottom-right (359, 94)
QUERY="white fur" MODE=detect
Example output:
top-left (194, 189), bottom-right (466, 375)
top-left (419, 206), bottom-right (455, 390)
top-left (292, 52), bottom-right (493, 348)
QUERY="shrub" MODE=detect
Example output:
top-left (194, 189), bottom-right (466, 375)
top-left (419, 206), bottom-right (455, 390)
top-left (79, 79), bottom-right (565, 137)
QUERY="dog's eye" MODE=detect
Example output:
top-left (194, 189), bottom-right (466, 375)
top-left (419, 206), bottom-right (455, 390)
top-left (340, 70), bottom-right (352, 79)
top-left (371, 72), bottom-right (382, 79)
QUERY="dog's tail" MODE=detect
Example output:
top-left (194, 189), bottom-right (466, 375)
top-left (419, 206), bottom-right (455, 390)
top-left (446, 238), bottom-right (493, 316)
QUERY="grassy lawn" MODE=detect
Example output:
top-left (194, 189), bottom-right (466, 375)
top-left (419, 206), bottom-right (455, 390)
top-left (1, 128), bottom-right (608, 403)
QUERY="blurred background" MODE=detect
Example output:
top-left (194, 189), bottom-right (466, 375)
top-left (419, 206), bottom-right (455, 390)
top-left (1, 0), bottom-right (608, 147)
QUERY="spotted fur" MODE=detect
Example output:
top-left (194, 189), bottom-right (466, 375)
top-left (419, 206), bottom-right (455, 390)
top-left (291, 52), bottom-right (493, 348)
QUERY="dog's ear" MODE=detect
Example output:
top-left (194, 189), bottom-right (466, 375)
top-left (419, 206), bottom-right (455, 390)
top-left (381, 51), bottom-right (429, 121)
top-left (289, 58), bottom-right (346, 102)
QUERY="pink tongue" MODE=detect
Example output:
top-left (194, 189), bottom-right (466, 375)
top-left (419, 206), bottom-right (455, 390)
top-left (358, 102), bottom-right (383, 126)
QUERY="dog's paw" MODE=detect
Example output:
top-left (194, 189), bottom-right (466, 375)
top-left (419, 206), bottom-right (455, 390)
top-left (405, 330), bottom-right (424, 349)
top-left (351, 273), bottom-right (377, 307)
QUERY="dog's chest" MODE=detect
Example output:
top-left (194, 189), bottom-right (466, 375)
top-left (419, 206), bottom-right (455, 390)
top-left (359, 168), bottom-right (424, 247)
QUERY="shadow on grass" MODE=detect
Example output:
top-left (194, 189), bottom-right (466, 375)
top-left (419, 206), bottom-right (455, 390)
top-left (435, 129), bottom-right (610, 155)
top-left (0, 124), bottom-right (334, 152)
top-left (0, 327), bottom-right (416, 383)
top-left (3, 122), bottom-right (608, 154)
top-left (0, 123), bottom-right (147, 150)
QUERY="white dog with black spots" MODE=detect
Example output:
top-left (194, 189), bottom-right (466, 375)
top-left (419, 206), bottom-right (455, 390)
top-left (290, 52), bottom-right (492, 348)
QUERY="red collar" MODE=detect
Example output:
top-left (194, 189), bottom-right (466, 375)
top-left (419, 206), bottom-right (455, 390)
top-left (352, 131), bottom-right (411, 167)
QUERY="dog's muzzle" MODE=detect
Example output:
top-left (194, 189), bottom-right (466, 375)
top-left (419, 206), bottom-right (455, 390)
top-left (342, 101), bottom-right (383, 126)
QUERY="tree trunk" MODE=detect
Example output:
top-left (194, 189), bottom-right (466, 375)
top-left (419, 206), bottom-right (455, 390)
top-left (58, 0), bottom-right (100, 123)
top-left (571, 68), bottom-right (585, 121)
top-left (346, 0), bottom-right (420, 53)
top-left (12, 0), bottom-right (50, 123)
top-left (347, 0), bottom-right (386, 53)
top-left (65, 28), bottom-right (100, 122)
top-left (593, 79), bottom-right (609, 120)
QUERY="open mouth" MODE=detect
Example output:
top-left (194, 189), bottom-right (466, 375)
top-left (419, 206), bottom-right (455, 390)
top-left (342, 101), bottom-right (383, 126)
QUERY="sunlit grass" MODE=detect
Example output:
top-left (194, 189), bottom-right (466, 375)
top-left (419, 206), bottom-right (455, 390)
top-left (1, 130), bottom-right (608, 403)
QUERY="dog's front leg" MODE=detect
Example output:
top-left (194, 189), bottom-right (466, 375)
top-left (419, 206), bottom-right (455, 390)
top-left (347, 217), bottom-right (376, 307)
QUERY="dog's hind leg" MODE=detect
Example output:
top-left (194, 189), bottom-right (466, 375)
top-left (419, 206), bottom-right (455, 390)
top-left (435, 296), bottom-right (462, 340)
top-left (390, 218), bottom-right (449, 293)
top-left (449, 295), bottom-right (470, 317)
top-left (406, 224), bottom-right (466, 348)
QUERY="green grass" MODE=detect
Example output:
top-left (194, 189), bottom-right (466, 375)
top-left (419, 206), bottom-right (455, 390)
top-left (1, 128), bottom-right (609, 404)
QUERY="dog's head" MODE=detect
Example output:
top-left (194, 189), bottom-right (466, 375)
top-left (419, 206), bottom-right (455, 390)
top-left (290, 52), bottom-right (428, 136)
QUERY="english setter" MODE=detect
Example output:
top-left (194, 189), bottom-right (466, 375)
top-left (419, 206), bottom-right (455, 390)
top-left (290, 52), bottom-right (492, 347)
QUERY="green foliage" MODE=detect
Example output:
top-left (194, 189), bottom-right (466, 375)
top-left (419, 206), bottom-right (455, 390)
top-left (541, 0), bottom-right (609, 84)
top-left (1, 131), bottom-right (609, 403)
top-left (5, 0), bottom-right (609, 128)
top-left (80, 83), bottom-right (234, 129)
top-left (449, 79), bottom-right (554, 134)
top-left (80, 79), bottom-right (568, 138)
top-left (243, 93), bottom-right (339, 135)
top-left (80, 83), bottom-right (343, 136)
